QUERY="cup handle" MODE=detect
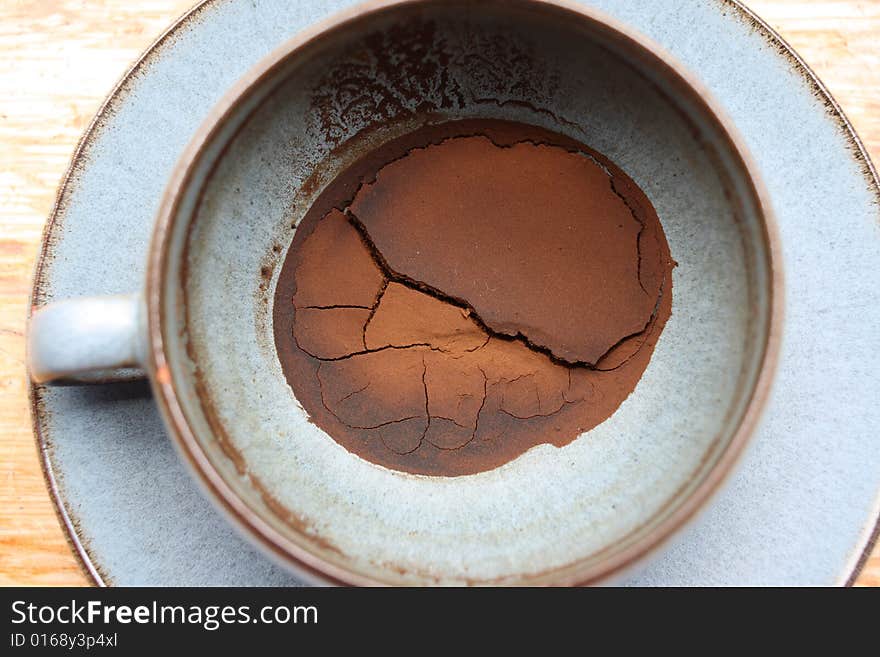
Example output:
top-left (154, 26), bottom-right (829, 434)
top-left (28, 294), bottom-right (147, 384)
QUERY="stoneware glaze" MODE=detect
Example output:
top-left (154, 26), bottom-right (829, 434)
top-left (30, 0), bottom-right (880, 585)
top-left (29, 0), bottom-right (779, 585)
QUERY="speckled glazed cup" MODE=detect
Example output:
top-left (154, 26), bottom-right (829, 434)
top-left (28, 0), bottom-right (781, 585)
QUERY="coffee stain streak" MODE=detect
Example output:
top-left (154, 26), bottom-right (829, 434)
top-left (470, 97), bottom-right (584, 133)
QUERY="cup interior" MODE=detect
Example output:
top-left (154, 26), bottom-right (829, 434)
top-left (151, 0), bottom-right (777, 584)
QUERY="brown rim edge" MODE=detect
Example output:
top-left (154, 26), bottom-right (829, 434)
top-left (28, 0), bottom-right (880, 586)
top-left (146, 0), bottom-right (782, 586)
top-left (28, 385), bottom-right (107, 586)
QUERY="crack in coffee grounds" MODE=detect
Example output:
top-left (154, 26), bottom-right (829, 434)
top-left (273, 119), bottom-right (674, 476)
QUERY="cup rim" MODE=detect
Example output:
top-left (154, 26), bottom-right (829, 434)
top-left (145, 0), bottom-right (784, 585)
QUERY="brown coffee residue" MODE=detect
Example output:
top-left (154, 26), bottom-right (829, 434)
top-left (274, 120), bottom-right (674, 476)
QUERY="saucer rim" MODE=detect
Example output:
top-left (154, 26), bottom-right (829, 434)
top-left (28, 0), bottom-right (880, 586)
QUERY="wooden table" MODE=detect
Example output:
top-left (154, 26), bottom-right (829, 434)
top-left (1, 0), bottom-right (877, 587)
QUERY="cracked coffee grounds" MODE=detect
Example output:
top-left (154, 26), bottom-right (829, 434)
top-left (273, 120), bottom-right (674, 476)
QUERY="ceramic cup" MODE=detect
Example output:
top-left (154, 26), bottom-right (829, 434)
top-left (28, 0), bottom-right (781, 585)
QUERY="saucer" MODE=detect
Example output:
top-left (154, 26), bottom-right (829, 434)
top-left (32, 0), bottom-right (880, 585)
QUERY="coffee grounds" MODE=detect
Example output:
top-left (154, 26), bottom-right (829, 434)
top-left (273, 119), bottom-right (673, 476)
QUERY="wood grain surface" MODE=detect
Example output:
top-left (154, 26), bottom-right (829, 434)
top-left (1, 0), bottom-right (878, 587)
